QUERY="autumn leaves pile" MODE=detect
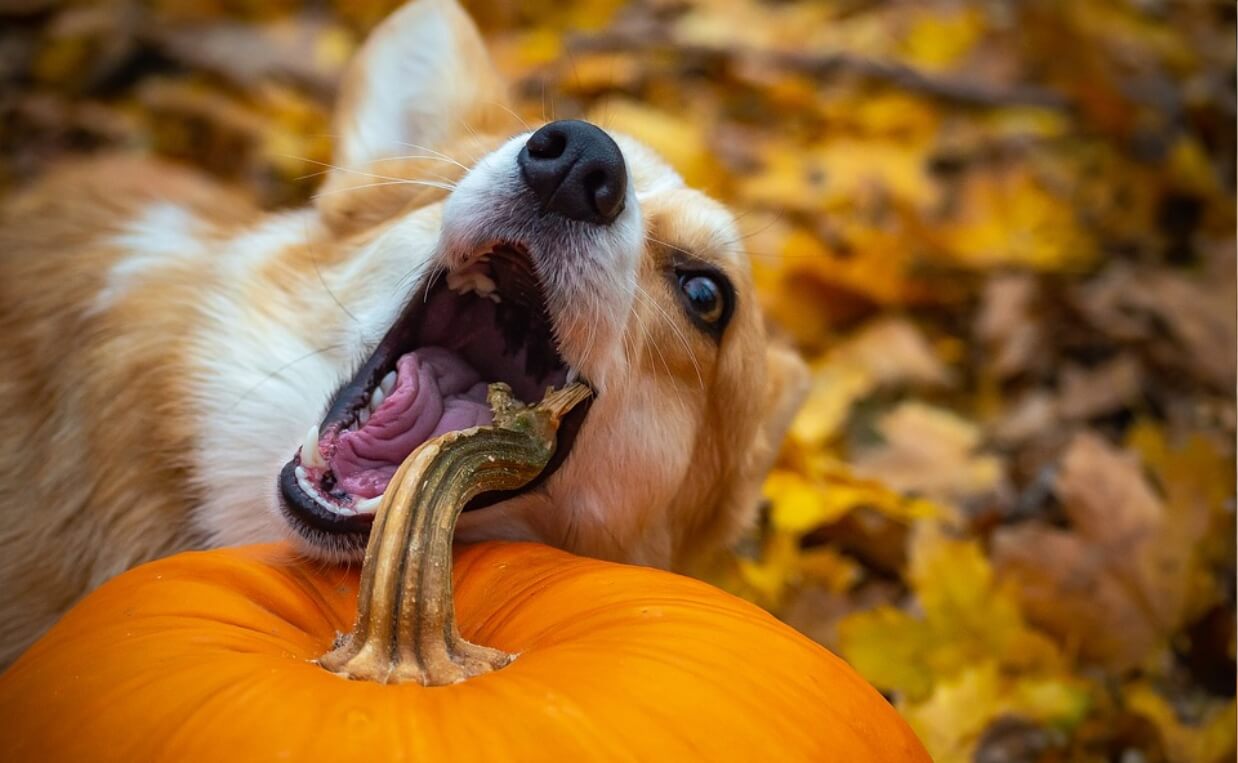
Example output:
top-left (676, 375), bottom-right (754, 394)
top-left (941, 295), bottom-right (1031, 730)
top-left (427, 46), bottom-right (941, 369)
top-left (1, 1), bottom-right (1233, 760)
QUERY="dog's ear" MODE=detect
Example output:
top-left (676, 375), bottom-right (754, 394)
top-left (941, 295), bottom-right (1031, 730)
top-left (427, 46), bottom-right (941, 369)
top-left (318, 0), bottom-right (510, 232)
top-left (679, 340), bottom-right (809, 570)
top-left (756, 343), bottom-right (810, 459)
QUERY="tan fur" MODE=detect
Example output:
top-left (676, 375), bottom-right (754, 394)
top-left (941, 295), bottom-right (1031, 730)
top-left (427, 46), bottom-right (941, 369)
top-left (0, 158), bottom-right (259, 663)
top-left (0, 0), bottom-right (806, 665)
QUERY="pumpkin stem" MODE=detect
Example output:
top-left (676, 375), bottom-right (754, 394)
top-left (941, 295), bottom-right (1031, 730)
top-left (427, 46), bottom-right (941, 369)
top-left (319, 382), bottom-right (592, 686)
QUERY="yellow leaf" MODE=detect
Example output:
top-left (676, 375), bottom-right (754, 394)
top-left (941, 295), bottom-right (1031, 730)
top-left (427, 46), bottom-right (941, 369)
top-left (898, 9), bottom-right (983, 72)
top-left (933, 166), bottom-right (1096, 272)
top-left (901, 662), bottom-right (1004, 763)
top-left (840, 523), bottom-right (1066, 706)
top-left (735, 530), bottom-right (798, 606)
top-left (1125, 682), bottom-right (1236, 763)
top-left (795, 452), bottom-right (948, 523)
top-left (787, 362), bottom-right (873, 449)
top-left (838, 606), bottom-right (937, 700)
top-left (902, 662), bottom-right (1090, 763)
top-left (1166, 136), bottom-right (1221, 196)
top-left (764, 470), bottom-right (849, 534)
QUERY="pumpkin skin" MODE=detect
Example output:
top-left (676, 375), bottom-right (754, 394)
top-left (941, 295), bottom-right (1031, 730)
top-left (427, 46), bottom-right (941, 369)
top-left (0, 542), bottom-right (929, 762)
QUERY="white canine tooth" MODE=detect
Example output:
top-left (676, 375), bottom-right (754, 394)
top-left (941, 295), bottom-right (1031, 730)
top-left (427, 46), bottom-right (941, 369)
top-left (565, 367), bottom-right (580, 385)
top-left (472, 273), bottom-right (497, 297)
top-left (380, 371), bottom-right (397, 395)
top-left (300, 424), bottom-right (325, 469)
top-left (370, 386), bottom-right (385, 411)
top-left (487, 292), bottom-right (501, 303)
top-left (358, 408), bottom-right (370, 424)
top-left (354, 495), bottom-right (383, 515)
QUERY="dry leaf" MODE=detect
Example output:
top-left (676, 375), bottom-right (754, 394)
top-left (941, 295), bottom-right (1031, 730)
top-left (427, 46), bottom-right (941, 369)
top-left (975, 272), bottom-right (1044, 380)
top-left (852, 402), bottom-right (1005, 506)
top-left (1056, 355), bottom-right (1143, 420)
top-left (993, 432), bottom-right (1212, 670)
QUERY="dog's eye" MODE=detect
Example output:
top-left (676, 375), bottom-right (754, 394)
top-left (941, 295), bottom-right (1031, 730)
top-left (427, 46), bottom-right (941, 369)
top-left (678, 272), bottom-right (726, 325)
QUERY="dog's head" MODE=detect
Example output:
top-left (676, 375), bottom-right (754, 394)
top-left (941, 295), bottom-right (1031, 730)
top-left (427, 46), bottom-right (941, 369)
top-left (275, 0), bottom-right (807, 568)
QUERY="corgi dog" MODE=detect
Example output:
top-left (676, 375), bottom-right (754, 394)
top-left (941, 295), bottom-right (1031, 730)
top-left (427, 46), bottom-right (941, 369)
top-left (0, 0), bottom-right (807, 665)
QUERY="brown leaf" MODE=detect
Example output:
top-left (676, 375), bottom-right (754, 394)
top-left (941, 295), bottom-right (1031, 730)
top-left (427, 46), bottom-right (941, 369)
top-left (988, 390), bottom-right (1059, 445)
top-left (993, 432), bottom-right (1205, 670)
top-left (829, 316), bottom-right (953, 389)
top-left (1056, 355), bottom-right (1143, 421)
top-left (975, 273), bottom-right (1044, 380)
top-left (1077, 265), bottom-right (1236, 393)
top-left (853, 402), bottom-right (1005, 507)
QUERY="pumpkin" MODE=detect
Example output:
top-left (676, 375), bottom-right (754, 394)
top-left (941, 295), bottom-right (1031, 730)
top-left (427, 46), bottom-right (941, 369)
top-left (0, 385), bottom-right (929, 761)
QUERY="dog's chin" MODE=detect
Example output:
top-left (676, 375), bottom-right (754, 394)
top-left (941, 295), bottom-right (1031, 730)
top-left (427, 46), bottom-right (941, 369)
top-left (276, 243), bottom-right (593, 560)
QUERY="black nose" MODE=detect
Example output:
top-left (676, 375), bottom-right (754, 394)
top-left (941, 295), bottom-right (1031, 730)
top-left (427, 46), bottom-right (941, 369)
top-left (517, 120), bottom-right (627, 225)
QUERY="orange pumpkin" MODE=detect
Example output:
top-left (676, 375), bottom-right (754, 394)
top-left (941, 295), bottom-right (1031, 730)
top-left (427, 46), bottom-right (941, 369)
top-left (0, 386), bottom-right (929, 761)
top-left (0, 541), bottom-right (928, 761)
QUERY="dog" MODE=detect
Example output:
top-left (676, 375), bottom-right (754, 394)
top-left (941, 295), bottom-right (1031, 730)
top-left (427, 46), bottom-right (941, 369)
top-left (0, 0), bottom-right (807, 665)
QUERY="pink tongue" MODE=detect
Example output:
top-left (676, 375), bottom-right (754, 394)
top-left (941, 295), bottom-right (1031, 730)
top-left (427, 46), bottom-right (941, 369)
top-left (331, 348), bottom-right (492, 498)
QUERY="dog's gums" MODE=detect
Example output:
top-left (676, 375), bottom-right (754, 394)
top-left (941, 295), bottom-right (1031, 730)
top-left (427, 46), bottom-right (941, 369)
top-left (279, 245), bottom-right (592, 544)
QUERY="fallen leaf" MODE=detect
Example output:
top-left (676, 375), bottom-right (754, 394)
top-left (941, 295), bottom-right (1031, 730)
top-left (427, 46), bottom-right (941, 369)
top-left (902, 661), bottom-right (1089, 763)
top-left (852, 402), bottom-right (1005, 506)
top-left (993, 432), bottom-right (1214, 670)
top-left (1125, 682), bottom-right (1236, 763)
top-left (1077, 264), bottom-right (1236, 392)
top-left (1056, 355), bottom-right (1143, 420)
top-left (827, 316), bottom-right (952, 389)
top-left (839, 525), bottom-right (1085, 762)
top-left (975, 272), bottom-right (1045, 380)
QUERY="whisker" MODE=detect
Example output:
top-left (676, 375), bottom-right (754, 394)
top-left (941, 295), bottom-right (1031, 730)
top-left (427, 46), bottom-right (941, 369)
top-left (226, 343), bottom-right (345, 413)
top-left (485, 99), bottom-right (530, 131)
top-left (305, 219), bottom-right (358, 325)
top-left (634, 283), bottom-right (705, 391)
top-left (630, 288), bottom-right (693, 418)
top-left (313, 179), bottom-right (457, 199)
top-left (293, 154), bottom-right (465, 183)
top-left (280, 156), bottom-right (435, 186)
top-left (391, 141), bottom-right (470, 171)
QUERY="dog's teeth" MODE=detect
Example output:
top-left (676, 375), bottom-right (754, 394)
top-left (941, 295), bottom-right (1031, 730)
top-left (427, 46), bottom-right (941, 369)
top-left (472, 273), bottom-right (497, 297)
top-left (300, 425), bottom-right (325, 469)
top-left (294, 462), bottom-right (356, 516)
top-left (358, 408), bottom-right (370, 424)
top-left (565, 367), bottom-right (579, 385)
top-left (446, 270), bottom-right (472, 295)
top-left (488, 292), bottom-right (501, 303)
top-left (370, 386), bottom-right (385, 411)
top-left (354, 495), bottom-right (382, 515)
top-left (380, 371), bottom-right (397, 395)
top-left (446, 268), bottom-right (497, 299)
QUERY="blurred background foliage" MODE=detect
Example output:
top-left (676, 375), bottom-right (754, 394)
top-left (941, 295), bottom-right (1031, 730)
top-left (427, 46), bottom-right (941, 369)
top-left (1, 0), bottom-right (1234, 760)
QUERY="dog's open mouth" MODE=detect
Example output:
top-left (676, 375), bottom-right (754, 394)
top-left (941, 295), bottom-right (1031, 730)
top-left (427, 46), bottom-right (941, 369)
top-left (279, 244), bottom-right (591, 538)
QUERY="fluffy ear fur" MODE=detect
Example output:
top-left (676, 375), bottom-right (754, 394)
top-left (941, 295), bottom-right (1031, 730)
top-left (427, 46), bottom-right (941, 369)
top-left (317, 0), bottom-right (511, 232)
top-left (758, 343), bottom-right (811, 458)
top-left (681, 340), bottom-right (809, 570)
